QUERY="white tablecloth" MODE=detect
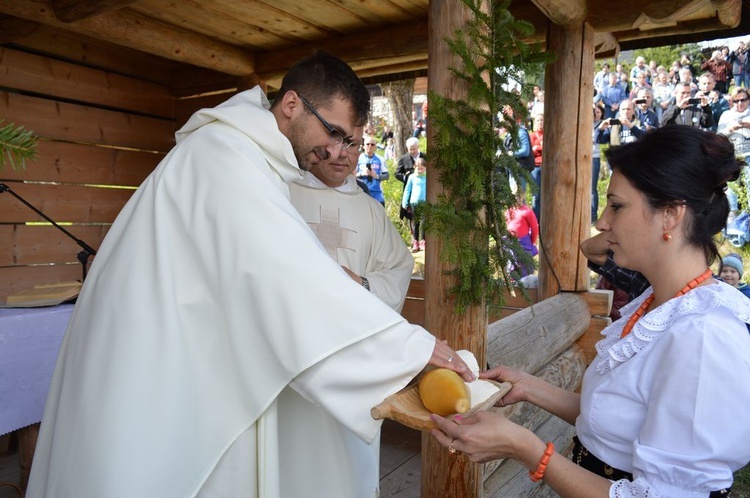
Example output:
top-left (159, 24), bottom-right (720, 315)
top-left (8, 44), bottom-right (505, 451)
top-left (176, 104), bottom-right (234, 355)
top-left (0, 304), bottom-right (73, 435)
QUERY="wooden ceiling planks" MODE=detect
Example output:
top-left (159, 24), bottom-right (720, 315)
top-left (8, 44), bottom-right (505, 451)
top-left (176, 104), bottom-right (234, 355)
top-left (0, 0), bottom-right (256, 75)
top-left (250, 0), bottom-right (371, 33)
top-left (129, 0), bottom-right (301, 48)
top-left (50, 0), bottom-right (139, 22)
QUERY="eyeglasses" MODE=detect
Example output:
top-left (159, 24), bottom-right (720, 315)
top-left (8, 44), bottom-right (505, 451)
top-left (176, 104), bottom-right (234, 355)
top-left (736, 98), bottom-right (749, 103)
top-left (297, 93), bottom-right (363, 154)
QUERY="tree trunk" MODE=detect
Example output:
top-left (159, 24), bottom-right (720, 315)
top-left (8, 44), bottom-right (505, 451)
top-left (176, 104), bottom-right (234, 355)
top-left (381, 79), bottom-right (415, 158)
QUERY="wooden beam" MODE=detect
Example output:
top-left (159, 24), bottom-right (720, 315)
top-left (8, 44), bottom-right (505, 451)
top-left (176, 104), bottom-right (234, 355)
top-left (532, 0), bottom-right (587, 26)
top-left (578, 289), bottom-right (613, 317)
top-left (615, 16), bottom-right (743, 44)
top-left (255, 20), bottom-right (429, 87)
top-left (538, 21), bottom-right (594, 299)
top-left (487, 293), bottom-right (590, 373)
top-left (421, 2), bottom-right (486, 497)
top-left (0, 15), bottom-right (42, 42)
top-left (575, 316), bottom-right (611, 365)
top-left (588, 0), bottom-right (739, 33)
top-left (713, 0), bottom-right (743, 28)
top-left (51, 0), bottom-right (137, 22)
top-left (0, 0), bottom-right (255, 75)
top-left (594, 31), bottom-right (619, 58)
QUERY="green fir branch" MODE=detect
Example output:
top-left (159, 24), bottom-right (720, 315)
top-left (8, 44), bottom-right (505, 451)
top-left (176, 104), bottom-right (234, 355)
top-left (0, 121), bottom-right (39, 170)
top-left (422, 0), bottom-right (555, 314)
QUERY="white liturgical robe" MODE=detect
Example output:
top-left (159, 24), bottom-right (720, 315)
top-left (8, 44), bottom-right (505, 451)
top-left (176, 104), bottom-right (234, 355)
top-left (27, 88), bottom-right (436, 498)
top-left (290, 172), bottom-right (414, 312)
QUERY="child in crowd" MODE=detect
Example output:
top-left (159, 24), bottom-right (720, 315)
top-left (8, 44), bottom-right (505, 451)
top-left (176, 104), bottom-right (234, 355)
top-left (720, 252), bottom-right (750, 298)
top-left (384, 137), bottom-right (395, 161)
top-left (505, 188), bottom-right (539, 277)
top-left (402, 157), bottom-right (427, 252)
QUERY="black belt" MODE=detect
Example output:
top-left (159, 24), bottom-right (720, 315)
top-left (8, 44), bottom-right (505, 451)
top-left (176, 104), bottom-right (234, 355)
top-left (572, 436), bottom-right (732, 497)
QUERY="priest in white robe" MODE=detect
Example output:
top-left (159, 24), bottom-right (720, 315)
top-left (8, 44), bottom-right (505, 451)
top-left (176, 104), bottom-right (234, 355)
top-left (290, 168), bottom-right (413, 312)
top-left (27, 52), bottom-right (471, 498)
top-left (289, 136), bottom-right (416, 493)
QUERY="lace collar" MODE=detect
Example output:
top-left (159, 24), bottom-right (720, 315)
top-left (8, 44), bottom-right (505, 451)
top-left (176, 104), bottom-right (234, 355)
top-left (594, 281), bottom-right (750, 374)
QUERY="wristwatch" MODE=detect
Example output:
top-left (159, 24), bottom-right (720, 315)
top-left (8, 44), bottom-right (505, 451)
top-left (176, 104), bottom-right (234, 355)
top-left (361, 276), bottom-right (370, 291)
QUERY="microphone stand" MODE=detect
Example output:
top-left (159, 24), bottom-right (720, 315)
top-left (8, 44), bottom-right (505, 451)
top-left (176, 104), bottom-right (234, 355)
top-left (0, 183), bottom-right (97, 281)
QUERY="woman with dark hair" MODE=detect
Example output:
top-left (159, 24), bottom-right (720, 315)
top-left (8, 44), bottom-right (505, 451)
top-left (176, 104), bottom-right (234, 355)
top-left (430, 126), bottom-right (750, 497)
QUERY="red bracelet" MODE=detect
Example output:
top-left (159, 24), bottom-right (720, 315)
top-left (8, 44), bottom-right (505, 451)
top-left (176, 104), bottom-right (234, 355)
top-left (529, 442), bottom-right (555, 482)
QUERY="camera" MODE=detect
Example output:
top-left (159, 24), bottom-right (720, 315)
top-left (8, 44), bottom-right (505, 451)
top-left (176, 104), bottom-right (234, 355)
top-left (366, 163), bottom-right (372, 170)
top-left (687, 98), bottom-right (702, 105)
top-left (634, 99), bottom-right (647, 104)
top-left (609, 118), bottom-right (620, 125)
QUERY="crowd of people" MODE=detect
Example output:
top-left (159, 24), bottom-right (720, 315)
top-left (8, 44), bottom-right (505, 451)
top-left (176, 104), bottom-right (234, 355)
top-left (583, 46), bottom-right (750, 320)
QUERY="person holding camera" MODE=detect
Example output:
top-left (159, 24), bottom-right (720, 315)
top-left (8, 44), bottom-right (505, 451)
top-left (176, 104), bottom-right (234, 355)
top-left (729, 41), bottom-right (749, 89)
top-left (701, 50), bottom-right (732, 94)
top-left (718, 87), bottom-right (750, 157)
top-left (356, 137), bottom-right (389, 206)
top-left (660, 81), bottom-right (715, 129)
top-left (595, 99), bottom-right (645, 146)
top-left (634, 88), bottom-right (659, 131)
top-left (718, 87), bottom-right (750, 215)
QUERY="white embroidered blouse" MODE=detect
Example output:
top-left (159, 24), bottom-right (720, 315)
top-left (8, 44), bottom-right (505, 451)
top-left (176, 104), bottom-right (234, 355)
top-left (576, 281), bottom-right (750, 498)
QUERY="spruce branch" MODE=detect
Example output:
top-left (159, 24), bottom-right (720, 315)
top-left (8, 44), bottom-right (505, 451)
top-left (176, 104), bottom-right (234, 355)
top-left (0, 121), bottom-right (39, 170)
top-left (423, 0), bottom-right (555, 314)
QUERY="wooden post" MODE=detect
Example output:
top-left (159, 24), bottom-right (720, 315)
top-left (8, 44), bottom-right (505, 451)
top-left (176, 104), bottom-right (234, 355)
top-left (421, 1), bottom-right (486, 497)
top-left (537, 21), bottom-right (595, 300)
top-left (18, 423), bottom-right (40, 491)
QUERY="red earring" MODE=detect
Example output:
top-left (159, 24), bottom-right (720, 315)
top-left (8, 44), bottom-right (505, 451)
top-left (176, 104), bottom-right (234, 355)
top-left (662, 226), bottom-right (671, 241)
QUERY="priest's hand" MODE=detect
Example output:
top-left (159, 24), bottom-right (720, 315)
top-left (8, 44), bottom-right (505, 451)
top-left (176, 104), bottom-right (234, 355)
top-left (429, 340), bottom-right (475, 381)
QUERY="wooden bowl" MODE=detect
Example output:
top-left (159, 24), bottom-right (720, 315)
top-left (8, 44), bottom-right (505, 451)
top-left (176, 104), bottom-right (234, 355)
top-left (371, 379), bottom-right (512, 431)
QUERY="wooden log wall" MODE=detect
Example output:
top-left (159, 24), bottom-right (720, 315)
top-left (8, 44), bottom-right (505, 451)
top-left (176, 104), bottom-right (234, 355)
top-left (0, 46), bottom-right (176, 300)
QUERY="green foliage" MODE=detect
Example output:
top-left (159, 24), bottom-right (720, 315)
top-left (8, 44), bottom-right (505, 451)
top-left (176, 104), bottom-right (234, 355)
top-left (422, 0), bottom-right (554, 313)
top-left (0, 121), bottom-right (38, 170)
top-left (734, 465), bottom-right (750, 496)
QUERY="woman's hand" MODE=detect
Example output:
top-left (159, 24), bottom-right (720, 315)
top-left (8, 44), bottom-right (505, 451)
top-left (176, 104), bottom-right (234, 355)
top-left (482, 365), bottom-right (582, 425)
top-left (430, 411), bottom-right (540, 464)
top-left (480, 365), bottom-right (531, 407)
top-left (428, 340), bottom-right (475, 382)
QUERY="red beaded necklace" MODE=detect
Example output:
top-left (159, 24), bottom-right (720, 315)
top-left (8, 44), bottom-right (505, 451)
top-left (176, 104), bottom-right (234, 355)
top-left (620, 268), bottom-right (714, 339)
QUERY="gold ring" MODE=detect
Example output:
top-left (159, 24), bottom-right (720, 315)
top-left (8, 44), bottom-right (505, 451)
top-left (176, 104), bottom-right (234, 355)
top-left (449, 439), bottom-right (457, 454)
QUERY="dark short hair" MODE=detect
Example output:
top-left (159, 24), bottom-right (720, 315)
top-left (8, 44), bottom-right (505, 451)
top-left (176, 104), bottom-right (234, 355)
top-left (605, 126), bottom-right (744, 264)
top-left (274, 50), bottom-right (370, 127)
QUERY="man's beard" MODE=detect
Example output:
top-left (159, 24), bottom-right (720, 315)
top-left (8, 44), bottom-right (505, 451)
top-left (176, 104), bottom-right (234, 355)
top-left (289, 121), bottom-right (329, 171)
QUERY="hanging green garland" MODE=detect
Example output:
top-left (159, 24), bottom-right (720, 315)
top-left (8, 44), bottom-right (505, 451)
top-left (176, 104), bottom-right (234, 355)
top-left (422, 0), bottom-right (554, 313)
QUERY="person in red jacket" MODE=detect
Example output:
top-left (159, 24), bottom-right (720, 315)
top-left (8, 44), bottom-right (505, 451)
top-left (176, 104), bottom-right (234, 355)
top-left (505, 190), bottom-right (539, 277)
